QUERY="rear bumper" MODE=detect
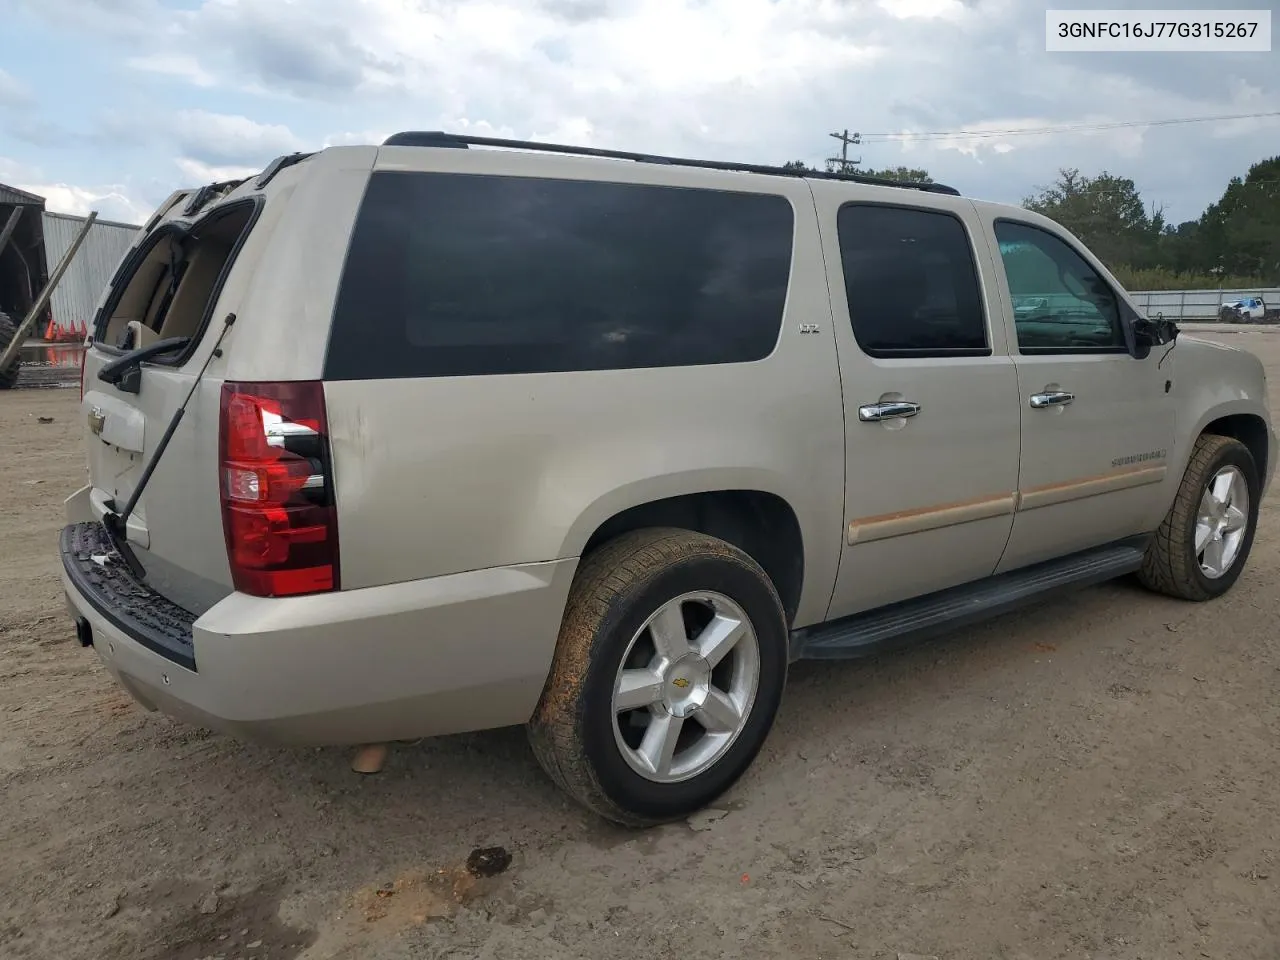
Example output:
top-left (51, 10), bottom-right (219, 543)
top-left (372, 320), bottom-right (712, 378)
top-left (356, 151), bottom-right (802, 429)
top-left (61, 522), bottom-right (199, 668)
top-left (60, 521), bottom-right (578, 746)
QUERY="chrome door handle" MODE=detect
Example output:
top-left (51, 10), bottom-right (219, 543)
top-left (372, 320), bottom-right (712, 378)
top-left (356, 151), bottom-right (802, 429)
top-left (1030, 391), bottom-right (1075, 409)
top-left (858, 400), bottom-right (921, 422)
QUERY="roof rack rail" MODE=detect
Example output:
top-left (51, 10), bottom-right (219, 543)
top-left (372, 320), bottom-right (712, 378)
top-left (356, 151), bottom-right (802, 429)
top-left (380, 131), bottom-right (962, 196)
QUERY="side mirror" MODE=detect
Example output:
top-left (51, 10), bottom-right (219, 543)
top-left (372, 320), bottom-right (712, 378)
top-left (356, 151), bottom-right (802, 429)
top-left (1131, 313), bottom-right (1178, 358)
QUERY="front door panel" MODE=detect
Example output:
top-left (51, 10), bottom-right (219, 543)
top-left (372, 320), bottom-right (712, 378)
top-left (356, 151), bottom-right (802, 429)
top-left (980, 216), bottom-right (1175, 572)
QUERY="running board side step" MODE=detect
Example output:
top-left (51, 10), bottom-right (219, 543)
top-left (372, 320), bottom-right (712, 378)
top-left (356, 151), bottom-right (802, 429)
top-left (790, 538), bottom-right (1149, 662)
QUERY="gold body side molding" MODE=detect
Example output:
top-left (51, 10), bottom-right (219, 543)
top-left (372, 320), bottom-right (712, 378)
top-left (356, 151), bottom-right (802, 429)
top-left (847, 464), bottom-right (1168, 545)
top-left (1017, 464), bottom-right (1167, 511)
top-left (848, 492), bottom-right (1018, 545)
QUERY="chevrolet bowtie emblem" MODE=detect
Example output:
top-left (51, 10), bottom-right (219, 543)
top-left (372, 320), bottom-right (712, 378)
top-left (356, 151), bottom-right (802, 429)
top-left (88, 407), bottom-right (106, 436)
top-left (671, 677), bottom-right (690, 689)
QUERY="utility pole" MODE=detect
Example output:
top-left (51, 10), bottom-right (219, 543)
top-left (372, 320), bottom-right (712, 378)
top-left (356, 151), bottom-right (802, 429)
top-left (827, 129), bottom-right (861, 173)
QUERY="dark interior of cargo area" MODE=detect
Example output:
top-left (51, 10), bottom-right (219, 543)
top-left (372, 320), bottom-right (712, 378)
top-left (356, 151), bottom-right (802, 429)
top-left (0, 188), bottom-right (52, 329)
top-left (97, 203), bottom-right (256, 354)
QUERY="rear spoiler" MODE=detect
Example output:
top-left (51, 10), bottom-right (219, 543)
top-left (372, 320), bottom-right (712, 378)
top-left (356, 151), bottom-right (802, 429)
top-left (254, 151), bottom-right (314, 189)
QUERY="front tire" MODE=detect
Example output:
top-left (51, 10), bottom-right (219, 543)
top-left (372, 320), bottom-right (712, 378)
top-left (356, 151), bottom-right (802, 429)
top-left (1138, 434), bottom-right (1260, 601)
top-left (527, 528), bottom-right (788, 826)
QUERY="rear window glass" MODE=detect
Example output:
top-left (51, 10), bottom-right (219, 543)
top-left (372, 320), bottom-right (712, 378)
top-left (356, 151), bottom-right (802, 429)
top-left (324, 172), bottom-right (795, 379)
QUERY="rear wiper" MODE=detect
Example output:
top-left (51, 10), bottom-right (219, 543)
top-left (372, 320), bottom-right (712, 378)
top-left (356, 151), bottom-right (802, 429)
top-left (97, 337), bottom-right (190, 394)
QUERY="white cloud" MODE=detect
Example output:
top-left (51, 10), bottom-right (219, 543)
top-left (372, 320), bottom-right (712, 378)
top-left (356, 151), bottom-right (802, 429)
top-left (100, 0), bottom-right (889, 154)
top-left (0, 156), bottom-right (32, 182)
top-left (877, 0), bottom-right (965, 19)
top-left (171, 110), bottom-right (305, 165)
top-left (322, 130), bottom-right (392, 148)
top-left (127, 54), bottom-right (217, 87)
top-left (173, 157), bottom-right (261, 183)
top-left (0, 68), bottom-right (32, 108)
top-left (16, 181), bottom-right (151, 225)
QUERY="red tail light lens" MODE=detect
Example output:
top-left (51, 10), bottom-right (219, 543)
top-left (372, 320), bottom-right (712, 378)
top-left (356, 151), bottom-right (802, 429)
top-left (218, 381), bottom-right (339, 597)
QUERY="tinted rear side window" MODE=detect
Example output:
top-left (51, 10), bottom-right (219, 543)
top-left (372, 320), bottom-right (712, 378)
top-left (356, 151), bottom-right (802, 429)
top-left (325, 172), bottom-right (795, 379)
top-left (837, 204), bottom-right (989, 357)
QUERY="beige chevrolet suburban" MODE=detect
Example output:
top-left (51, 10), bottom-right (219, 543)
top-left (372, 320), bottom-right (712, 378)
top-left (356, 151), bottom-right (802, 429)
top-left (61, 133), bottom-right (1275, 826)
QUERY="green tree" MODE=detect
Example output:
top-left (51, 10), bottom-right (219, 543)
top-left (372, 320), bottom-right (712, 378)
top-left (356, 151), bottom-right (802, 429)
top-left (784, 153), bottom-right (1279, 288)
top-left (1196, 157), bottom-right (1280, 284)
top-left (858, 165), bottom-right (934, 183)
top-left (781, 160), bottom-right (933, 182)
top-left (1023, 168), bottom-right (1163, 272)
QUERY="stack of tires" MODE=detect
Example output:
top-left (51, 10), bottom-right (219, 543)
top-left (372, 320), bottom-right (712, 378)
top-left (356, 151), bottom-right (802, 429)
top-left (0, 312), bottom-right (19, 390)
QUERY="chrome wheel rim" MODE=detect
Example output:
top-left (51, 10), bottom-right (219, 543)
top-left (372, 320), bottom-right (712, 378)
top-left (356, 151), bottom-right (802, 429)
top-left (1195, 465), bottom-right (1249, 579)
top-left (610, 591), bottom-right (760, 784)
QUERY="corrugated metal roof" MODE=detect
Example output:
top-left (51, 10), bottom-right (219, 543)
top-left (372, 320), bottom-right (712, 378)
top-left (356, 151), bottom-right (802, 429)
top-left (0, 182), bottom-right (45, 206)
top-left (41, 212), bottom-right (141, 336)
top-left (42, 210), bottom-right (141, 232)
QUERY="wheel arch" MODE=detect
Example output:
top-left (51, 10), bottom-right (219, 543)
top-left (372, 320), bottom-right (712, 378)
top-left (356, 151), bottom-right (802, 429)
top-left (575, 488), bottom-right (808, 627)
top-left (1198, 409), bottom-right (1271, 490)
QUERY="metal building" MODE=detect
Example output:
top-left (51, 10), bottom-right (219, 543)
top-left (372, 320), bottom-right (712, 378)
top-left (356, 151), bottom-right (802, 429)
top-left (0, 183), bottom-right (141, 340)
top-left (40, 212), bottom-right (139, 337)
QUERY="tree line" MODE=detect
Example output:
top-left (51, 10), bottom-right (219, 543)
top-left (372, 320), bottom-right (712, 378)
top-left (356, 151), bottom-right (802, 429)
top-left (783, 155), bottom-right (1280, 291)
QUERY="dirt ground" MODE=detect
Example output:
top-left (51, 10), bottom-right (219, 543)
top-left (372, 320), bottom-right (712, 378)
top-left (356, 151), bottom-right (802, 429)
top-left (3, 328), bottom-right (1280, 960)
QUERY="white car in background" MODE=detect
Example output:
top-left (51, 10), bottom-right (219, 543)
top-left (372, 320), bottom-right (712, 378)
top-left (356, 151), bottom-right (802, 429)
top-left (1220, 296), bottom-right (1267, 323)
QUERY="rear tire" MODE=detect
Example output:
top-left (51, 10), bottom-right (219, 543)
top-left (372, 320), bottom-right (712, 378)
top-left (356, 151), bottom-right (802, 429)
top-left (527, 528), bottom-right (788, 827)
top-left (0, 312), bottom-right (19, 390)
top-left (1137, 434), bottom-right (1260, 601)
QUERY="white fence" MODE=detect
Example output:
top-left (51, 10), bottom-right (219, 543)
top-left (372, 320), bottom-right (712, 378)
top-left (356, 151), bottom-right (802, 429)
top-left (1127, 287), bottom-right (1279, 321)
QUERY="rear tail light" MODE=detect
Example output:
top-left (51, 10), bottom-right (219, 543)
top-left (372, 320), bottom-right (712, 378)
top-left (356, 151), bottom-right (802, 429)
top-left (218, 381), bottom-right (339, 597)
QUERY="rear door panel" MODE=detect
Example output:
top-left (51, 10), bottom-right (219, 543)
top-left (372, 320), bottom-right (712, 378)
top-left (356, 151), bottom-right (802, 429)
top-left (810, 183), bottom-right (1023, 620)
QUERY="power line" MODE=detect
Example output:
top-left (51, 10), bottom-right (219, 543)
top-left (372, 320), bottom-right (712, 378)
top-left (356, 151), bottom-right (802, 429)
top-left (859, 110), bottom-right (1280, 143)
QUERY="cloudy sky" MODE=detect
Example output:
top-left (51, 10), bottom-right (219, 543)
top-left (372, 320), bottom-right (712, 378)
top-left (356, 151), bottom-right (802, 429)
top-left (0, 0), bottom-right (1276, 226)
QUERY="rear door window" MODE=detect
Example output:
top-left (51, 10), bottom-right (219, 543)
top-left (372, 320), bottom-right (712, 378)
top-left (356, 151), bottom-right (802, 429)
top-left (836, 204), bottom-right (989, 358)
top-left (325, 172), bottom-right (795, 379)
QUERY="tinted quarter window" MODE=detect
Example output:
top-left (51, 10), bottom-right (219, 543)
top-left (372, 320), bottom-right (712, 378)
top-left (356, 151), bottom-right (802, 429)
top-left (994, 220), bottom-right (1125, 353)
top-left (325, 172), bottom-right (794, 379)
top-left (837, 204), bottom-right (988, 357)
